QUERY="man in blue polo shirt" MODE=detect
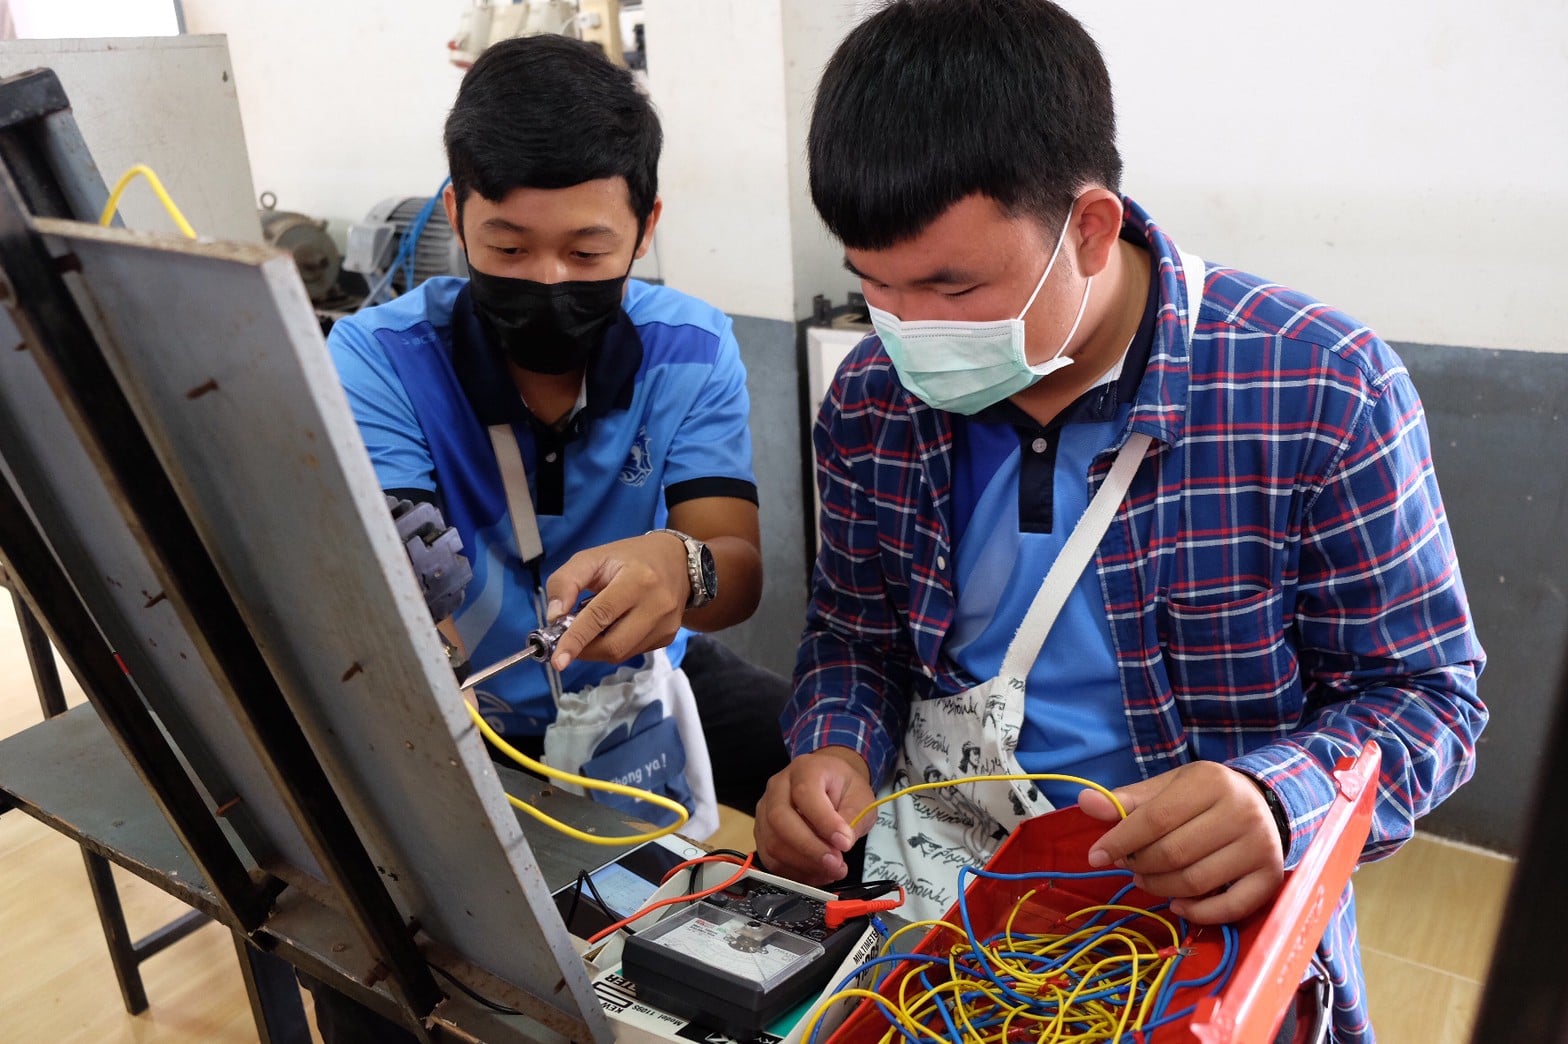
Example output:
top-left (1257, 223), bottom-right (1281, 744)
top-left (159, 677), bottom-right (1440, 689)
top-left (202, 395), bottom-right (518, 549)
top-left (306, 32), bottom-right (791, 1044)
top-left (330, 35), bottom-right (788, 816)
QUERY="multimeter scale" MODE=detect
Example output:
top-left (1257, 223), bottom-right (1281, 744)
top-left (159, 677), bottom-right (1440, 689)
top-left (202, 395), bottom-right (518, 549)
top-left (620, 874), bottom-right (868, 1038)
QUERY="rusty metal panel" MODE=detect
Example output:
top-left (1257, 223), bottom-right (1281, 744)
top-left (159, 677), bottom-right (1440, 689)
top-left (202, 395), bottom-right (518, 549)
top-left (5, 219), bottom-right (608, 1042)
top-left (0, 273), bottom-right (318, 879)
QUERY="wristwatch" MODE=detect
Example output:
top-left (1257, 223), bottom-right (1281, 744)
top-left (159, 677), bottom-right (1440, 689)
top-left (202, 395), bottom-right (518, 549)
top-left (653, 528), bottom-right (717, 609)
top-left (1247, 774), bottom-right (1292, 858)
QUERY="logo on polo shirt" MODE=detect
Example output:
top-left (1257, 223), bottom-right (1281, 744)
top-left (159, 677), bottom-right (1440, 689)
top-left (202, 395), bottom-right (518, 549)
top-left (619, 426), bottom-right (653, 487)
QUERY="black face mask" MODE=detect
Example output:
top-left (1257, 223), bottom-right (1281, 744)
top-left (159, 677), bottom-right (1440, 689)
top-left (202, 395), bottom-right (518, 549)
top-left (466, 263), bottom-right (628, 375)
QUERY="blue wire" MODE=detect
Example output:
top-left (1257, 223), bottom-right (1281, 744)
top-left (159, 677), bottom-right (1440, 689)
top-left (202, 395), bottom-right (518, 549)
top-left (1145, 923), bottom-right (1239, 1035)
top-left (817, 866), bottom-right (1241, 1044)
top-left (960, 867), bottom-right (1219, 1034)
top-left (387, 176), bottom-right (450, 295)
top-left (1140, 1003), bottom-right (1200, 1033)
top-left (1169, 923), bottom-right (1237, 992)
top-left (968, 904), bottom-right (1161, 1003)
top-left (808, 953), bottom-right (957, 1044)
top-left (918, 969), bottom-right (964, 1044)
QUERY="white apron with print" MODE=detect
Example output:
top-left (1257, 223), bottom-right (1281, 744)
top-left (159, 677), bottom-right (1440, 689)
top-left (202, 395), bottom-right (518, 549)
top-left (862, 250), bottom-right (1205, 919)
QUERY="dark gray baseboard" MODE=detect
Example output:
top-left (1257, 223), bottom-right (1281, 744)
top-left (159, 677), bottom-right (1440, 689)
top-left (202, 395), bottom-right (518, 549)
top-left (708, 314), bottom-right (810, 682)
top-left (1398, 343), bottom-right (1568, 855)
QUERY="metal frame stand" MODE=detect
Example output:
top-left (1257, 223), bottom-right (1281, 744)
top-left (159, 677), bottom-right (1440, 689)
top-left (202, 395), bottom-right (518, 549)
top-left (3, 577), bottom-right (210, 1016)
top-left (0, 66), bottom-right (307, 1039)
top-left (0, 61), bottom-right (614, 1043)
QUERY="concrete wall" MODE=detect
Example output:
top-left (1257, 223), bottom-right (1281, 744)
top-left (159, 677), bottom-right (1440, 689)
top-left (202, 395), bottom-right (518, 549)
top-left (181, 0), bottom-right (462, 234)
top-left (1396, 343), bottom-right (1567, 850)
top-left (0, 35), bottom-right (261, 243)
top-left (1082, 0), bottom-right (1567, 355)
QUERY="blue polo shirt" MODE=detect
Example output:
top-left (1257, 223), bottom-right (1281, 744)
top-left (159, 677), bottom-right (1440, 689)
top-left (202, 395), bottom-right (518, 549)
top-left (946, 258), bottom-right (1157, 806)
top-left (329, 277), bottom-right (757, 735)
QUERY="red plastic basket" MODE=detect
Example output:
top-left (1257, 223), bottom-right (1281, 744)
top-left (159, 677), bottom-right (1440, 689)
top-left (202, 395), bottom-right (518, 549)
top-left (826, 743), bottom-right (1380, 1044)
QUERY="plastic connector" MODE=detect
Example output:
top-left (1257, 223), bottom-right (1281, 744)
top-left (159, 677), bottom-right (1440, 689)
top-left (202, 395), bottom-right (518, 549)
top-left (824, 887), bottom-right (906, 929)
top-left (387, 496), bottom-right (473, 623)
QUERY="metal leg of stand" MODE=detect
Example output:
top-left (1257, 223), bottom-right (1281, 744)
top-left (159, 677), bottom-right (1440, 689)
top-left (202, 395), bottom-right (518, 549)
top-left (76, 855), bottom-right (219, 1020)
top-left (10, 581), bottom-right (67, 718)
top-left (78, 847), bottom-right (150, 1014)
top-left (7, 584), bottom-right (209, 1017)
top-left (232, 932), bottom-right (313, 1044)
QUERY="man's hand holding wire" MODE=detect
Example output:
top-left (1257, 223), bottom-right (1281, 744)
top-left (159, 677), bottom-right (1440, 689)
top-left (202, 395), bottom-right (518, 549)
top-left (1078, 760), bottom-right (1286, 924)
top-left (754, 746), bottom-right (876, 884)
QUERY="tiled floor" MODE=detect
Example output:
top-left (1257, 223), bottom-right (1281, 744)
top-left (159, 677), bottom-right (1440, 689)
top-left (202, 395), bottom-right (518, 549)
top-left (1354, 832), bottom-right (1512, 1043)
top-left (0, 604), bottom-right (1510, 1041)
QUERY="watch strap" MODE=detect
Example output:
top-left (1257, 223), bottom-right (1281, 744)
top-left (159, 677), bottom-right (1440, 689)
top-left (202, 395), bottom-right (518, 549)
top-left (651, 528), bottom-right (713, 609)
top-left (1247, 774), bottom-right (1292, 858)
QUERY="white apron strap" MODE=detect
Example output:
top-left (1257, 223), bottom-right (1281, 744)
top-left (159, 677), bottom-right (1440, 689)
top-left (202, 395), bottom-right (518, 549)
top-left (996, 249), bottom-right (1205, 683)
top-left (996, 431), bottom-right (1151, 682)
top-left (487, 424), bottom-right (544, 566)
top-left (488, 424), bottom-right (563, 702)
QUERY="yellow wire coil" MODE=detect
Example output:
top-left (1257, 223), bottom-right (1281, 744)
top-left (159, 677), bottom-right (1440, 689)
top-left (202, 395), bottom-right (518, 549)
top-left (798, 857), bottom-right (1183, 1044)
top-left (98, 164), bottom-right (198, 239)
top-left (465, 701), bottom-right (689, 846)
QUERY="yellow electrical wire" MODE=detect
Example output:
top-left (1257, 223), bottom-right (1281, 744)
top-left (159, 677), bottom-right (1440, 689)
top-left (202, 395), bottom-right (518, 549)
top-left (798, 987), bottom-right (940, 1044)
top-left (98, 164), bottom-right (198, 239)
top-left (848, 772), bottom-right (1129, 831)
top-left (1136, 941), bottom-right (1180, 1029)
top-left (801, 888), bottom-right (1187, 1044)
top-left (465, 701), bottom-right (688, 846)
top-left (793, 772), bottom-right (1157, 1043)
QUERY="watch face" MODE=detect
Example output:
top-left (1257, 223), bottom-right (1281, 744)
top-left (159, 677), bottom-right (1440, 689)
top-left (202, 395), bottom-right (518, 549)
top-left (697, 542), bottom-right (717, 599)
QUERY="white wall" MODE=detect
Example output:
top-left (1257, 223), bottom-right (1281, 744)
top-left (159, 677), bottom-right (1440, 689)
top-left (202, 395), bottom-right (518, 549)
top-left (180, 0), bottom-right (813, 322)
top-left (793, 2), bottom-right (1567, 352)
top-left (641, 0), bottom-right (797, 322)
top-left (780, 1), bottom-right (862, 322)
top-left (140, 1), bottom-right (1565, 349)
top-left (9, 0), bottom-right (177, 38)
top-left (181, 0), bottom-right (463, 235)
top-left (1075, 0), bottom-right (1567, 353)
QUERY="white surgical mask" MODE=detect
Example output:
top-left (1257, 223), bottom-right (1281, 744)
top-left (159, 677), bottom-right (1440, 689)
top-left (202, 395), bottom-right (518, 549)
top-left (868, 206), bottom-right (1093, 415)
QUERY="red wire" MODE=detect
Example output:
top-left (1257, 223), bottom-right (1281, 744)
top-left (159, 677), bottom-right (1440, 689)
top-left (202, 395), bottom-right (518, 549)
top-left (587, 852), bottom-right (755, 945)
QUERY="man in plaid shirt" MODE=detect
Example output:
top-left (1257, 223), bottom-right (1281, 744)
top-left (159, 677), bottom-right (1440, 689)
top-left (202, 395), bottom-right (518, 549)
top-left (753, 2), bottom-right (1487, 1040)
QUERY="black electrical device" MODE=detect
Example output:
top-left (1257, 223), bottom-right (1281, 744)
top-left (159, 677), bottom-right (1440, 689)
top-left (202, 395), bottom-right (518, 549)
top-left (620, 873), bottom-right (868, 1038)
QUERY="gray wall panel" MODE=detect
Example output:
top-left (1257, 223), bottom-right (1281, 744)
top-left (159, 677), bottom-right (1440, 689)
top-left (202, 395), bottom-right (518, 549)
top-left (713, 315), bottom-right (809, 681)
top-left (1398, 344), bottom-right (1568, 853)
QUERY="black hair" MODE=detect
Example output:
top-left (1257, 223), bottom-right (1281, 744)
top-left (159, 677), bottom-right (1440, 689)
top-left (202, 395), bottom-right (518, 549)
top-left (444, 35), bottom-right (661, 226)
top-left (809, 0), bottom-right (1122, 250)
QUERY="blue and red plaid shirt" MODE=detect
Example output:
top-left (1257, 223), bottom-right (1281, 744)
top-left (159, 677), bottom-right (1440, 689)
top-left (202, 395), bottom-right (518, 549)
top-left (785, 198), bottom-right (1487, 1041)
